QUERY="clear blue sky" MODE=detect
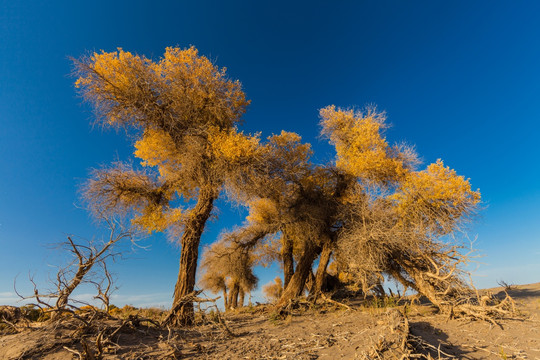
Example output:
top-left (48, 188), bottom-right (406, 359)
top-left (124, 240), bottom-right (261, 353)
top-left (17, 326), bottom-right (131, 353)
top-left (1, 1), bottom-right (539, 307)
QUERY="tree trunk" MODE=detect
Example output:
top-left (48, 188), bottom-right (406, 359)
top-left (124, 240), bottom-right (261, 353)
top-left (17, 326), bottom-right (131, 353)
top-left (277, 242), bottom-right (321, 307)
top-left (170, 187), bottom-right (217, 326)
top-left (222, 286), bottom-right (229, 310)
top-left (238, 288), bottom-right (245, 308)
top-left (229, 282), bottom-right (239, 309)
top-left (305, 270), bottom-right (315, 294)
top-left (53, 261), bottom-right (93, 320)
top-left (282, 233), bottom-right (294, 288)
top-left (312, 242), bottom-right (333, 295)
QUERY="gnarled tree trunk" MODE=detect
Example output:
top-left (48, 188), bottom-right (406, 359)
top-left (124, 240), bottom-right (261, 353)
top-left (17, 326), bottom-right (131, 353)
top-left (282, 233), bottom-right (294, 288)
top-left (312, 241), bottom-right (333, 295)
top-left (238, 288), bottom-right (245, 308)
top-left (170, 187), bottom-right (217, 326)
top-left (277, 242), bottom-right (321, 307)
top-left (229, 282), bottom-right (240, 309)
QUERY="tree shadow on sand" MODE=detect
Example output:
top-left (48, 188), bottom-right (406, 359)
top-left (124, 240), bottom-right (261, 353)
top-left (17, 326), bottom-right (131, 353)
top-left (409, 321), bottom-right (473, 359)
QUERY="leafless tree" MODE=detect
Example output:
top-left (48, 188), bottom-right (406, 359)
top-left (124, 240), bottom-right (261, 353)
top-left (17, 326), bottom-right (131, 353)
top-left (17, 216), bottom-right (136, 320)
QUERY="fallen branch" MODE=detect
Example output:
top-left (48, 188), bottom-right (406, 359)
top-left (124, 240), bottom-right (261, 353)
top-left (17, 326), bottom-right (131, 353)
top-left (320, 293), bottom-right (353, 311)
top-left (409, 334), bottom-right (456, 359)
top-left (63, 346), bottom-right (83, 360)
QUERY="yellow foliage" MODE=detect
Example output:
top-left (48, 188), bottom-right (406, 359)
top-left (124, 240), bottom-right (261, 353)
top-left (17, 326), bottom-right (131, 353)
top-left (76, 46), bottom-right (253, 235)
top-left (75, 46), bottom-right (249, 130)
top-left (75, 49), bottom-right (151, 126)
top-left (265, 131), bottom-right (312, 166)
top-left (131, 205), bottom-right (168, 233)
top-left (158, 46), bottom-right (250, 129)
top-left (134, 128), bottom-right (181, 178)
top-left (208, 126), bottom-right (260, 163)
top-left (75, 49), bottom-right (137, 92)
top-left (131, 204), bottom-right (183, 234)
top-left (246, 198), bottom-right (279, 225)
top-left (392, 159), bottom-right (481, 228)
top-left (320, 105), bottom-right (407, 183)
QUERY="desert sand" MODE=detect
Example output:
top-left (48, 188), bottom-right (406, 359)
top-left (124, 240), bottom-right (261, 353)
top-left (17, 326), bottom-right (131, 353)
top-left (1, 283), bottom-right (539, 359)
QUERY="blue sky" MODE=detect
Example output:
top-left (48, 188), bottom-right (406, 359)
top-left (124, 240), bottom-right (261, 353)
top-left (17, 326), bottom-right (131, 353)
top-left (1, 1), bottom-right (539, 307)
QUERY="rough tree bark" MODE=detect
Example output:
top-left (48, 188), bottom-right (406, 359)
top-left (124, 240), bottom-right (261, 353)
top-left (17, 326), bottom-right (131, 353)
top-left (53, 267), bottom-right (89, 320)
top-left (277, 242), bottom-right (321, 307)
top-left (282, 233), bottom-right (294, 288)
top-left (312, 241), bottom-right (333, 295)
top-left (238, 288), bottom-right (245, 308)
top-left (229, 282), bottom-right (240, 309)
top-left (171, 187), bottom-right (217, 326)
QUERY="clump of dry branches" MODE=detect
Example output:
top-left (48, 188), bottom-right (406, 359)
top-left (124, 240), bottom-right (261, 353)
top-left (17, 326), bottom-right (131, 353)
top-left (15, 216), bottom-right (136, 322)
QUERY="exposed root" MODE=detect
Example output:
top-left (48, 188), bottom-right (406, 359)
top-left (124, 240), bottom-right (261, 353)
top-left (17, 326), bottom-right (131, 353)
top-left (0, 305), bottom-right (31, 334)
top-left (439, 291), bottom-right (518, 328)
top-left (162, 290), bottom-right (221, 327)
top-left (63, 345), bottom-right (84, 360)
top-left (320, 292), bottom-right (353, 311)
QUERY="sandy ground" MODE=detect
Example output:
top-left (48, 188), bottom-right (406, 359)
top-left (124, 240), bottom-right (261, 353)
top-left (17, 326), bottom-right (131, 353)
top-left (1, 283), bottom-right (539, 359)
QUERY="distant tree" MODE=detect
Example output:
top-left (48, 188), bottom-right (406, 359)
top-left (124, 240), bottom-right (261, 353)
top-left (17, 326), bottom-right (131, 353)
top-left (262, 277), bottom-right (283, 303)
top-left (199, 246), bottom-right (229, 309)
top-left (199, 225), bottom-right (263, 309)
top-left (74, 47), bottom-right (255, 326)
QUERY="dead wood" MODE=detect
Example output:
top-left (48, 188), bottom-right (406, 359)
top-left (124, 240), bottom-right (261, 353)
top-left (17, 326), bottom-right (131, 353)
top-left (320, 292), bottom-right (353, 311)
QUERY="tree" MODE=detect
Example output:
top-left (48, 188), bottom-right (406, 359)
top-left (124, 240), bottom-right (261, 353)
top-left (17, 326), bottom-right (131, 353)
top-left (222, 129), bottom-right (351, 306)
top-left (75, 46), bottom-right (254, 326)
top-left (221, 130), bottom-right (327, 304)
top-left (320, 106), bottom-right (481, 313)
top-left (262, 277), bottom-right (283, 303)
top-left (199, 225), bottom-right (264, 309)
top-left (17, 216), bottom-right (134, 320)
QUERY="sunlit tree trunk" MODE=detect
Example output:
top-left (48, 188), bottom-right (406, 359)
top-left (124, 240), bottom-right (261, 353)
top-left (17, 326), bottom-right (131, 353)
top-left (282, 233), bottom-right (294, 288)
top-left (277, 242), bottom-right (321, 307)
top-left (229, 282), bottom-right (240, 309)
top-left (53, 270), bottom-right (87, 320)
top-left (171, 187), bottom-right (217, 326)
top-left (312, 241), bottom-right (333, 295)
